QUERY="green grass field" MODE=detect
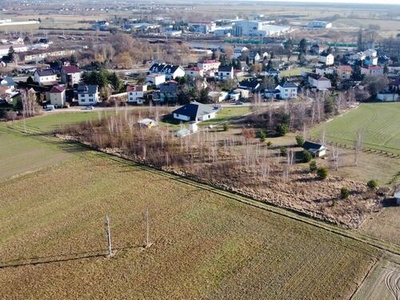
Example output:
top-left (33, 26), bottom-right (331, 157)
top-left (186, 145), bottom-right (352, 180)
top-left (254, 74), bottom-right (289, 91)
top-left (310, 103), bottom-right (400, 155)
top-left (0, 151), bottom-right (379, 299)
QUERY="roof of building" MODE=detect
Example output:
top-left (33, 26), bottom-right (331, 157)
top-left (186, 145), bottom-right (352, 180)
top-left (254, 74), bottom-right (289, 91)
top-left (149, 63), bottom-right (182, 74)
top-left (127, 85), bottom-right (146, 92)
top-left (49, 85), bottom-right (65, 93)
top-left (172, 101), bottom-right (215, 120)
top-left (282, 81), bottom-right (298, 88)
top-left (303, 141), bottom-right (326, 152)
top-left (35, 68), bottom-right (56, 77)
top-left (62, 65), bottom-right (81, 74)
top-left (77, 84), bottom-right (98, 94)
top-left (218, 65), bottom-right (233, 72)
top-left (238, 78), bottom-right (260, 90)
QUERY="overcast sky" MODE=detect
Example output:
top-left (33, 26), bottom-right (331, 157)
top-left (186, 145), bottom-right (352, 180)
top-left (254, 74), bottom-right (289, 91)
top-left (260, 0), bottom-right (400, 4)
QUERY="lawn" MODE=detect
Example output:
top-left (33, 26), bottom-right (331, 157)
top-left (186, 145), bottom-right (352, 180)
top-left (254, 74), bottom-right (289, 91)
top-left (310, 103), bottom-right (400, 155)
top-left (0, 150), bottom-right (379, 299)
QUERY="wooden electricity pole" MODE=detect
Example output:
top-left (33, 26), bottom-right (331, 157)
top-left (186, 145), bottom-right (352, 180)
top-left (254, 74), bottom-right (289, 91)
top-left (105, 216), bottom-right (113, 257)
top-left (145, 208), bottom-right (152, 248)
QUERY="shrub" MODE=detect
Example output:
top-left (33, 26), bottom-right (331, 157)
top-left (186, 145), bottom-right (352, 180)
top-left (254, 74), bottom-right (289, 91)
top-left (316, 167), bottom-right (328, 180)
top-left (280, 147), bottom-right (287, 156)
top-left (267, 141), bottom-right (273, 147)
top-left (303, 150), bottom-right (312, 163)
top-left (296, 135), bottom-right (305, 146)
top-left (276, 123), bottom-right (289, 136)
top-left (259, 130), bottom-right (266, 142)
top-left (309, 160), bottom-right (317, 172)
top-left (340, 187), bottom-right (350, 199)
top-left (367, 179), bottom-right (378, 190)
top-left (223, 123), bottom-right (229, 131)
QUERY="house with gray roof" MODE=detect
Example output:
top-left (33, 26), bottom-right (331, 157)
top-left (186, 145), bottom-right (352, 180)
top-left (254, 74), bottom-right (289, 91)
top-left (172, 101), bottom-right (218, 122)
top-left (148, 63), bottom-right (185, 80)
top-left (77, 84), bottom-right (99, 106)
top-left (276, 81), bottom-right (298, 99)
top-left (33, 69), bottom-right (57, 86)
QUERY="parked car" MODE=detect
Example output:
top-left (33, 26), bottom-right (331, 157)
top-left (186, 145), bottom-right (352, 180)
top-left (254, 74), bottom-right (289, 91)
top-left (84, 105), bottom-right (94, 110)
top-left (45, 105), bottom-right (55, 111)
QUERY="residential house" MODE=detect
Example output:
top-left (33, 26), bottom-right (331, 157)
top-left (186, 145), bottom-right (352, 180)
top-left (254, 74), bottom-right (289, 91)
top-left (172, 101), bottom-right (217, 122)
top-left (77, 84), bottom-right (99, 106)
top-left (127, 85), bottom-right (147, 104)
top-left (315, 66), bottom-right (335, 77)
top-left (264, 88), bottom-right (280, 100)
top-left (228, 90), bottom-right (241, 101)
top-left (148, 63), bottom-right (185, 80)
top-left (197, 59), bottom-right (221, 74)
top-left (185, 66), bottom-right (204, 78)
top-left (146, 73), bottom-right (166, 87)
top-left (208, 91), bottom-right (228, 102)
top-left (34, 69), bottom-right (57, 86)
top-left (276, 81), bottom-right (298, 99)
top-left (361, 66), bottom-right (384, 76)
top-left (48, 85), bottom-right (66, 108)
top-left (303, 141), bottom-right (326, 157)
top-left (308, 73), bottom-right (332, 90)
top-left (376, 92), bottom-right (399, 102)
top-left (319, 53), bottom-right (334, 66)
top-left (60, 65), bottom-right (82, 87)
top-left (217, 65), bottom-right (234, 80)
top-left (233, 46), bottom-right (249, 59)
top-left (238, 78), bottom-right (260, 92)
top-left (158, 80), bottom-right (179, 104)
top-left (336, 65), bottom-right (352, 80)
top-left (0, 76), bottom-right (16, 89)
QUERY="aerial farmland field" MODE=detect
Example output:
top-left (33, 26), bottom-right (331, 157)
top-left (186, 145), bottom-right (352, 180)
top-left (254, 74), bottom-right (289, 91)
top-left (0, 149), bottom-right (379, 299)
top-left (310, 103), bottom-right (400, 155)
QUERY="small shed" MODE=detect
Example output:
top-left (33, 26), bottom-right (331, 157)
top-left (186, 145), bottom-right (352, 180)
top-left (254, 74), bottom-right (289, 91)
top-left (302, 141), bottom-right (326, 157)
top-left (394, 191), bottom-right (400, 206)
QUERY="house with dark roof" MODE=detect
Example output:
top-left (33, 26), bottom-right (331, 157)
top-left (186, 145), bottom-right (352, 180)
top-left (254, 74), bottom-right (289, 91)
top-left (61, 65), bottom-right (82, 86)
top-left (77, 84), bottom-right (99, 106)
top-left (48, 85), bottom-right (66, 108)
top-left (148, 63), bottom-right (185, 80)
top-left (172, 101), bottom-right (218, 122)
top-left (238, 78), bottom-right (260, 92)
top-left (158, 80), bottom-right (179, 104)
top-left (276, 81), bottom-right (298, 99)
top-left (319, 53), bottom-right (334, 66)
top-left (33, 69), bottom-right (57, 86)
top-left (303, 141), bottom-right (326, 157)
top-left (217, 65), bottom-right (234, 80)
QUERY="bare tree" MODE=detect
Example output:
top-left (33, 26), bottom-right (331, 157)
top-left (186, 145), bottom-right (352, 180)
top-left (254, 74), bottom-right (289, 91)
top-left (331, 144), bottom-right (340, 171)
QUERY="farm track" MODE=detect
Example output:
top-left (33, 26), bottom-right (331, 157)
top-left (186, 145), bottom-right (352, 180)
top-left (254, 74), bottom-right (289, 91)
top-left (385, 270), bottom-right (400, 300)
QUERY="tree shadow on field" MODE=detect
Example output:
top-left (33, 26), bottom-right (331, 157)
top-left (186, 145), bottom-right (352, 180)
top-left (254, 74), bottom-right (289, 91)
top-left (0, 243), bottom-right (145, 269)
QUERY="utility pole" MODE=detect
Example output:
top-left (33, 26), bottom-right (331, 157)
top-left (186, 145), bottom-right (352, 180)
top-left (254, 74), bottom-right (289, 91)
top-left (105, 216), bottom-right (113, 257)
top-left (145, 208), bottom-right (152, 248)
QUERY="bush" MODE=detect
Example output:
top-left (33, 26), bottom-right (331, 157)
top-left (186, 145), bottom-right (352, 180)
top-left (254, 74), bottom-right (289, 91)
top-left (223, 123), bottom-right (229, 131)
top-left (317, 167), bottom-right (328, 180)
top-left (280, 147), bottom-right (287, 156)
top-left (303, 150), bottom-right (312, 163)
top-left (276, 123), bottom-right (289, 136)
top-left (340, 187), bottom-right (350, 199)
top-left (296, 135), bottom-right (305, 146)
top-left (367, 179), bottom-right (378, 189)
top-left (267, 141), bottom-right (273, 147)
top-left (309, 160), bottom-right (317, 172)
top-left (259, 130), bottom-right (266, 142)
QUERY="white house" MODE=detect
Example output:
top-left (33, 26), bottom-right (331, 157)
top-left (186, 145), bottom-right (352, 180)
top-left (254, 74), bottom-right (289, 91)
top-left (277, 81), bottom-right (298, 99)
top-left (208, 91), bottom-right (228, 102)
top-left (77, 84), bottom-right (99, 106)
top-left (60, 65), bottom-right (82, 87)
top-left (146, 73), bottom-right (166, 87)
top-left (217, 65), bottom-right (234, 80)
top-left (172, 101), bottom-right (217, 122)
top-left (361, 66), bottom-right (384, 76)
top-left (319, 53), bottom-right (334, 66)
top-left (48, 85), bottom-right (66, 108)
top-left (33, 69), bottom-right (57, 86)
top-left (127, 85), bottom-right (147, 104)
top-left (197, 59), bottom-right (221, 73)
top-left (185, 66), bottom-right (204, 78)
top-left (303, 141), bottom-right (327, 157)
top-left (308, 73), bottom-right (332, 90)
top-left (233, 46), bottom-right (249, 59)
